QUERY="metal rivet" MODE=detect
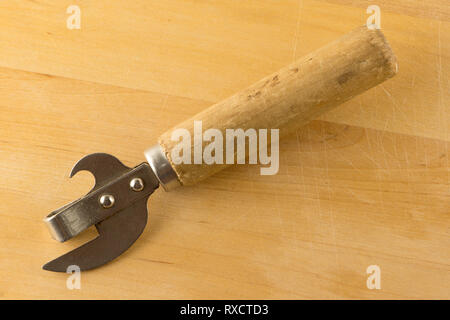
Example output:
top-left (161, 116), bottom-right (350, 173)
top-left (130, 178), bottom-right (144, 192)
top-left (99, 194), bottom-right (115, 208)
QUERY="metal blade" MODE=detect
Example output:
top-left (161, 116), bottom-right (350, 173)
top-left (43, 198), bottom-right (149, 272)
top-left (70, 153), bottom-right (130, 191)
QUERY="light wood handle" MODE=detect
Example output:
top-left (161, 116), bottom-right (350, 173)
top-left (158, 26), bottom-right (398, 186)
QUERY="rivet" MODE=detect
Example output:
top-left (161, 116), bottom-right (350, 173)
top-left (99, 194), bottom-right (115, 208)
top-left (130, 178), bottom-right (144, 192)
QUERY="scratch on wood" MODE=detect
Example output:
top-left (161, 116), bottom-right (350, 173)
top-left (291, 0), bottom-right (303, 61)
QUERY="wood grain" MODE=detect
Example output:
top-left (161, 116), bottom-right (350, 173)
top-left (0, 1), bottom-right (448, 299)
top-left (321, 0), bottom-right (450, 21)
top-left (0, 0), bottom-right (448, 141)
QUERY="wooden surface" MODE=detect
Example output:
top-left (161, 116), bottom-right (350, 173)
top-left (0, 0), bottom-right (449, 299)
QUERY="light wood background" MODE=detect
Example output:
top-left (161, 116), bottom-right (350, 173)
top-left (0, 0), bottom-right (449, 299)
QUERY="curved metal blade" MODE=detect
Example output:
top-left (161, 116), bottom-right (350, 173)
top-left (70, 153), bottom-right (130, 191)
top-left (43, 198), bottom-right (148, 272)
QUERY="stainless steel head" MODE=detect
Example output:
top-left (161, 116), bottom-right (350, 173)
top-left (43, 153), bottom-right (159, 272)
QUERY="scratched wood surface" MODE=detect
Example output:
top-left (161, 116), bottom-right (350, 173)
top-left (0, 0), bottom-right (449, 299)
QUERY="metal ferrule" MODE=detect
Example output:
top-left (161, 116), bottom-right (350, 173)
top-left (144, 144), bottom-right (181, 191)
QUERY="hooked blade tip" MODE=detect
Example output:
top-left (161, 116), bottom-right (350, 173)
top-left (42, 260), bottom-right (67, 273)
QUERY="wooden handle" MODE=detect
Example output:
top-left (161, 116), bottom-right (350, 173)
top-left (158, 26), bottom-right (398, 186)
